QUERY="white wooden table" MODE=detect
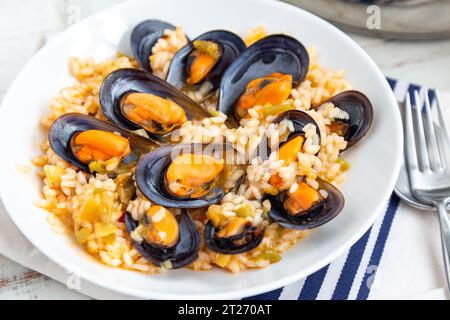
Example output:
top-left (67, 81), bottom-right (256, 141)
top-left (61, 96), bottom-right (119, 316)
top-left (1, 0), bottom-right (450, 300)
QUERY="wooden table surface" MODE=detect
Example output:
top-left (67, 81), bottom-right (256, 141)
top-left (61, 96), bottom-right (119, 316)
top-left (1, 0), bottom-right (450, 300)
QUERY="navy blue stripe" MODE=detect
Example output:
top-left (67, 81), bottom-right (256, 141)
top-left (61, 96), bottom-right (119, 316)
top-left (244, 287), bottom-right (283, 300)
top-left (386, 77), bottom-right (397, 91)
top-left (428, 88), bottom-right (436, 108)
top-left (297, 265), bottom-right (329, 300)
top-left (408, 83), bottom-right (422, 106)
top-left (408, 84), bottom-right (435, 112)
top-left (331, 229), bottom-right (371, 300)
top-left (406, 83), bottom-right (429, 113)
top-left (356, 195), bottom-right (400, 300)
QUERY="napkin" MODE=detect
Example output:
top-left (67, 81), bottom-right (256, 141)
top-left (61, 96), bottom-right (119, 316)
top-left (0, 78), bottom-right (449, 300)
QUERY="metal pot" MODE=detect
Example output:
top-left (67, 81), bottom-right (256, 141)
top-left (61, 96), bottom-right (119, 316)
top-left (281, 0), bottom-right (450, 40)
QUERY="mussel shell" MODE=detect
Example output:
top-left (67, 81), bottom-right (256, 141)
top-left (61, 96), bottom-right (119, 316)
top-left (323, 90), bottom-right (373, 149)
top-left (256, 110), bottom-right (321, 160)
top-left (124, 210), bottom-right (200, 268)
top-left (135, 143), bottom-right (241, 208)
top-left (48, 113), bottom-right (159, 172)
top-left (273, 110), bottom-right (321, 146)
top-left (204, 221), bottom-right (264, 254)
top-left (166, 30), bottom-right (246, 90)
top-left (99, 69), bottom-right (211, 141)
top-left (266, 178), bottom-right (345, 230)
top-left (218, 34), bottom-right (309, 120)
top-left (130, 20), bottom-right (181, 72)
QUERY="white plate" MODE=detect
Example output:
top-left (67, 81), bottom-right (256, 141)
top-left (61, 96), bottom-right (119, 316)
top-left (0, 0), bottom-right (402, 299)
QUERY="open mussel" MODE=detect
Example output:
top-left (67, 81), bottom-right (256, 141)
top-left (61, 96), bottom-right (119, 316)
top-left (259, 109), bottom-right (343, 230)
top-left (135, 143), bottom-right (245, 209)
top-left (256, 110), bottom-right (321, 161)
top-left (99, 69), bottom-right (211, 142)
top-left (322, 90), bottom-right (373, 150)
top-left (131, 19), bottom-right (188, 72)
top-left (218, 35), bottom-right (309, 122)
top-left (49, 113), bottom-right (159, 173)
top-left (266, 178), bottom-right (344, 230)
top-left (166, 30), bottom-right (246, 93)
top-left (273, 110), bottom-right (321, 149)
top-left (204, 217), bottom-right (264, 254)
top-left (125, 207), bottom-right (200, 269)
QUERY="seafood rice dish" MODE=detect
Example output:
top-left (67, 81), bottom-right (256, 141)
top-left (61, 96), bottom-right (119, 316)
top-left (32, 21), bottom-right (373, 273)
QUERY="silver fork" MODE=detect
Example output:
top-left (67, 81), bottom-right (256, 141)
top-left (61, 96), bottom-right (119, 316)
top-left (404, 89), bottom-right (450, 290)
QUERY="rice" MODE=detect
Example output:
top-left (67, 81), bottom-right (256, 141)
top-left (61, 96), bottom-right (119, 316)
top-left (33, 26), bottom-right (353, 274)
top-left (150, 27), bottom-right (188, 78)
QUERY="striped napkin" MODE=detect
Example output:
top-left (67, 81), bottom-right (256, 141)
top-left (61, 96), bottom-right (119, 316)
top-left (244, 77), bottom-right (437, 300)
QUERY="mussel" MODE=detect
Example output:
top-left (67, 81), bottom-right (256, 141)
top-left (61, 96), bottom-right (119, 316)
top-left (274, 110), bottom-right (321, 149)
top-left (49, 113), bottom-right (159, 173)
top-left (166, 30), bottom-right (246, 93)
top-left (266, 111), bottom-right (320, 191)
top-left (135, 143), bottom-right (245, 209)
top-left (266, 178), bottom-right (344, 230)
top-left (204, 217), bottom-right (264, 254)
top-left (218, 35), bottom-right (309, 121)
top-left (322, 90), bottom-right (373, 150)
top-left (99, 69), bottom-right (211, 142)
top-left (130, 19), bottom-right (188, 72)
top-left (124, 207), bottom-right (200, 269)
top-left (259, 109), bottom-right (344, 229)
top-left (256, 110), bottom-right (321, 161)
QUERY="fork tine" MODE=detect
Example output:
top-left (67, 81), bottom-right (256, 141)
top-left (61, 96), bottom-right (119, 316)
top-left (423, 90), bottom-right (442, 170)
top-left (435, 90), bottom-right (450, 170)
top-left (435, 90), bottom-right (450, 145)
top-left (414, 90), bottom-right (431, 171)
top-left (404, 93), bottom-right (419, 172)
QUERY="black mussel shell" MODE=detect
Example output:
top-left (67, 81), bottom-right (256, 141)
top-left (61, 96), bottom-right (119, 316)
top-left (166, 30), bottom-right (246, 91)
top-left (218, 34), bottom-right (309, 120)
top-left (266, 179), bottom-right (344, 230)
top-left (204, 221), bottom-right (264, 254)
top-left (135, 143), bottom-right (242, 209)
top-left (48, 113), bottom-right (159, 172)
top-left (124, 210), bottom-right (200, 268)
top-left (273, 110), bottom-right (321, 146)
top-left (323, 90), bottom-right (373, 149)
top-left (99, 69), bottom-right (211, 141)
top-left (130, 20), bottom-right (186, 72)
top-left (256, 110), bottom-right (321, 160)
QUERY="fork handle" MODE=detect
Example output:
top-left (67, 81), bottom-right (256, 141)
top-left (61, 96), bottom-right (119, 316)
top-left (436, 200), bottom-right (450, 290)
